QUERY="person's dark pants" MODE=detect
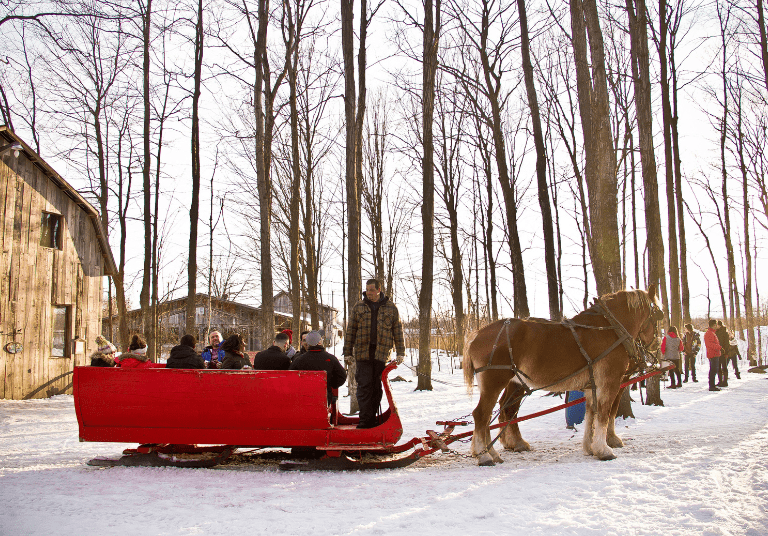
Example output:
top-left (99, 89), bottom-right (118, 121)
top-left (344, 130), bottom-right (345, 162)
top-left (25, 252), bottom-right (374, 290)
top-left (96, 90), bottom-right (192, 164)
top-left (719, 357), bottom-right (729, 385)
top-left (726, 354), bottom-right (741, 378)
top-left (669, 360), bottom-right (682, 387)
top-left (709, 357), bottom-right (720, 389)
top-left (355, 346), bottom-right (386, 427)
top-left (683, 352), bottom-right (697, 382)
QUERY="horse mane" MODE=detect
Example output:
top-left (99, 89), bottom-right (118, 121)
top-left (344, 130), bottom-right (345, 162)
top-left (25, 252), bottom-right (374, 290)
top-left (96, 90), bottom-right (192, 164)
top-left (589, 288), bottom-right (654, 313)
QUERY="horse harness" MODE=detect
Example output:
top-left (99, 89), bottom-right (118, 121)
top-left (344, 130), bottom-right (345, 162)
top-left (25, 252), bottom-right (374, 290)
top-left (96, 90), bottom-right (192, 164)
top-left (474, 297), bottom-right (663, 406)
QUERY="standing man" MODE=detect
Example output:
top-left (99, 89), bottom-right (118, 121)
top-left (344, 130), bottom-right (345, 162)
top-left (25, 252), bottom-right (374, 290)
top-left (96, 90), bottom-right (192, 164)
top-left (715, 320), bottom-right (730, 387)
top-left (202, 330), bottom-right (225, 368)
top-left (682, 324), bottom-right (699, 383)
top-left (343, 279), bottom-right (406, 429)
top-left (704, 319), bottom-right (722, 392)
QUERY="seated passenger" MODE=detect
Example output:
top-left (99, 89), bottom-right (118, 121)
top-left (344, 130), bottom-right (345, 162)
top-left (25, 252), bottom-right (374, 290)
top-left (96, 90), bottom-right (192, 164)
top-left (220, 334), bottom-right (251, 370)
top-left (90, 351), bottom-right (116, 367)
top-left (252, 332), bottom-right (291, 370)
top-left (202, 330), bottom-right (225, 368)
top-left (281, 329), bottom-right (296, 359)
top-left (290, 331), bottom-right (347, 404)
top-left (166, 334), bottom-right (205, 369)
top-left (116, 335), bottom-right (156, 368)
top-left (95, 335), bottom-right (118, 360)
top-left (295, 330), bottom-right (310, 360)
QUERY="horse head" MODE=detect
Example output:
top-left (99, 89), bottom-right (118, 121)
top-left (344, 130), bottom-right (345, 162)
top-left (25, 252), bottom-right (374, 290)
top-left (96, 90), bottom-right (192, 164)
top-left (602, 285), bottom-right (663, 348)
top-left (633, 284), bottom-right (664, 348)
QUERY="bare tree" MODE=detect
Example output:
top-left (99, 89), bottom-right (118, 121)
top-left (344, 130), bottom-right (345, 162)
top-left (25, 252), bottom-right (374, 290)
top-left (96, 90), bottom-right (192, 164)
top-left (569, 0), bottom-right (622, 295)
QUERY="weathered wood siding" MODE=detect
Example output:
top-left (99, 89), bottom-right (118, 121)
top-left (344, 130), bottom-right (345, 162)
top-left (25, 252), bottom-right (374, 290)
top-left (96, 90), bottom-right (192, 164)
top-left (1, 151), bottom-right (105, 400)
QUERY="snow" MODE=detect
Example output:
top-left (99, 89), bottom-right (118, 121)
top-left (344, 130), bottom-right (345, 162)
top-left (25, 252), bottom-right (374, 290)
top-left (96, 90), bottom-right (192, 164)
top-left (1, 351), bottom-right (767, 535)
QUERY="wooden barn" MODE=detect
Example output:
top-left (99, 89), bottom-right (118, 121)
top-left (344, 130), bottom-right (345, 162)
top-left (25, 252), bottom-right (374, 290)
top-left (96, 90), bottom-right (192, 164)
top-left (0, 127), bottom-right (117, 400)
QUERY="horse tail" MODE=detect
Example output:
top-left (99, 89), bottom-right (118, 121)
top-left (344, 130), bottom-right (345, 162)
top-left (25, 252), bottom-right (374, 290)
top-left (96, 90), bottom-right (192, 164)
top-left (463, 329), bottom-right (478, 395)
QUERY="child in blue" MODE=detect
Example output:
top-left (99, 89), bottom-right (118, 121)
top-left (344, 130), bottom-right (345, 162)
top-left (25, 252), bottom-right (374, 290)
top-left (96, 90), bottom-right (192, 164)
top-left (201, 330), bottom-right (225, 367)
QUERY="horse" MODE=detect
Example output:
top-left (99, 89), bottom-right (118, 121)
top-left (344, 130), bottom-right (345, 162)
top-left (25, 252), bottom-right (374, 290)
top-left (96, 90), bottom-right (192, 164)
top-left (462, 286), bottom-right (663, 466)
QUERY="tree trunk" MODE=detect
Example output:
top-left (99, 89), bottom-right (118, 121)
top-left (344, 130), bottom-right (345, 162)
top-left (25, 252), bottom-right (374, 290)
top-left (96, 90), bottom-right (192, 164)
top-left (570, 0), bottom-right (621, 295)
top-left (657, 0), bottom-right (681, 331)
top-left (418, 0), bottom-right (440, 391)
top-left (478, 2), bottom-right (528, 317)
top-left (627, 0), bottom-right (664, 311)
top-left (757, 0), bottom-right (768, 92)
top-left (255, 0), bottom-right (274, 348)
top-left (717, 4), bottom-right (739, 332)
top-left (286, 4), bottom-right (302, 339)
top-left (140, 0), bottom-right (153, 348)
top-left (517, 0), bottom-right (558, 320)
top-left (186, 0), bottom-right (203, 339)
top-left (670, 35), bottom-right (690, 324)
top-left (341, 0), bottom-right (361, 410)
top-left (733, 83), bottom-right (756, 361)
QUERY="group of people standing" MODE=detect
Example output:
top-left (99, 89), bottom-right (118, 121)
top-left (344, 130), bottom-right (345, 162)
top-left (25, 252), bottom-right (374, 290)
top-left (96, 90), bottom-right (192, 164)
top-left (704, 319), bottom-right (741, 391)
top-left (662, 320), bottom-right (741, 392)
top-left (90, 278), bottom-right (407, 429)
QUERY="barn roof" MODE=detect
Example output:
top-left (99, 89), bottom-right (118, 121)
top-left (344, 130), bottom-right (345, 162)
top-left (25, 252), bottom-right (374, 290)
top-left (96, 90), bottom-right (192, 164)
top-left (0, 126), bottom-right (118, 276)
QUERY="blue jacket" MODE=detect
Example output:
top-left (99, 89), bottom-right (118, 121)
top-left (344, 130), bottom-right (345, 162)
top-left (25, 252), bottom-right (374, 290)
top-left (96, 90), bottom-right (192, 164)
top-left (201, 344), bottom-right (225, 362)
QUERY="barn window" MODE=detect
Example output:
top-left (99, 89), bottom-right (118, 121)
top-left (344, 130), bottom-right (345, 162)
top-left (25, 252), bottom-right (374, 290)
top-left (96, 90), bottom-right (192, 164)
top-left (52, 305), bottom-right (71, 357)
top-left (40, 212), bottom-right (63, 249)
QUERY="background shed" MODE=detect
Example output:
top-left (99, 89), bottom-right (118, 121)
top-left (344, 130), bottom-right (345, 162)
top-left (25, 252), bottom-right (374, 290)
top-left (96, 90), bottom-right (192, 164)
top-left (0, 127), bottom-right (117, 399)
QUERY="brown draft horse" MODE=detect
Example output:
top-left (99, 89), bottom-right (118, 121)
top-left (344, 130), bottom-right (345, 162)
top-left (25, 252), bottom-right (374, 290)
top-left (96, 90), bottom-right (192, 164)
top-left (463, 286), bottom-right (662, 466)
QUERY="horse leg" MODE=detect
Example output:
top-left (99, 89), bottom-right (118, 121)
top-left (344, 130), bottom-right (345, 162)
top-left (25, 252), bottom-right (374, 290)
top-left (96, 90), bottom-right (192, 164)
top-left (582, 389), bottom-right (595, 456)
top-left (470, 373), bottom-right (507, 466)
top-left (498, 381), bottom-right (531, 452)
top-left (606, 387), bottom-right (625, 449)
top-left (590, 383), bottom-right (621, 461)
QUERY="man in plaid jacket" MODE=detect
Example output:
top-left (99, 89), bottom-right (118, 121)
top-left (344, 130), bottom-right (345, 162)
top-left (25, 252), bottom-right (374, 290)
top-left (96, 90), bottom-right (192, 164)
top-left (343, 279), bottom-right (406, 429)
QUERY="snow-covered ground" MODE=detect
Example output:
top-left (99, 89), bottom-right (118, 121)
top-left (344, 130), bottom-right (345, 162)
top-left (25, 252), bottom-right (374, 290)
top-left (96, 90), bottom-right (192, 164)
top-left (1, 350), bottom-right (767, 535)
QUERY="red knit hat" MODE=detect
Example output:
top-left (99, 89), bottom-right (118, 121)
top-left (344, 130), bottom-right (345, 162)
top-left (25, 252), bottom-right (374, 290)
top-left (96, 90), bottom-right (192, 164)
top-left (281, 329), bottom-right (293, 343)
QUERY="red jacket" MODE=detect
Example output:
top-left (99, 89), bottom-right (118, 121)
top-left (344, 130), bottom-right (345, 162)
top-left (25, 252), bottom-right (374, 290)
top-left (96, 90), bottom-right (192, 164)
top-left (704, 328), bottom-right (721, 359)
top-left (116, 353), bottom-right (160, 369)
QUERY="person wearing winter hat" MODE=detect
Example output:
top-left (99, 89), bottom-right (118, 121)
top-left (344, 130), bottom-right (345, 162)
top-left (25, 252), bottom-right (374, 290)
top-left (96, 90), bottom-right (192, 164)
top-left (166, 334), bottom-right (205, 369)
top-left (90, 351), bottom-right (116, 367)
top-left (281, 329), bottom-right (297, 359)
top-left (115, 335), bottom-right (157, 368)
top-left (290, 331), bottom-right (347, 404)
top-left (95, 335), bottom-right (117, 357)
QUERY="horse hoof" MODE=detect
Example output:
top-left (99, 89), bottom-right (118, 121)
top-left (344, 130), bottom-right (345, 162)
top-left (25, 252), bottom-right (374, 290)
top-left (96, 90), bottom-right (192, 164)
top-left (478, 454), bottom-right (496, 466)
top-left (594, 447), bottom-right (616, 461)
top-left (492, 454), bottom-right (504, 464)
top-left (607, 436), bottom-right (624, 448)
top-left (513, 441), bottom-right (532, 453)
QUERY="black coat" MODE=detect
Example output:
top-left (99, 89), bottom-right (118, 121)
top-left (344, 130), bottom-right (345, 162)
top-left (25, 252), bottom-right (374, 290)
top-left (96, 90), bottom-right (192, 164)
top-left (166, 344), bottom-right (205, 369)
top-left (221, 350), bottom-right (250, 370)
top-left (252, 345), bottom-right (291, 370)
top-left (290, 345), bottom-right (347, 403)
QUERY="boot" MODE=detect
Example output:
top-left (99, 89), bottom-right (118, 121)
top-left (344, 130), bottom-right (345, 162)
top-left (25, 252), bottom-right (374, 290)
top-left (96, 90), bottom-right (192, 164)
top-left (735, 370), bottom-right (741, 380)
top-left (709, 386), bottom-right (721, 392)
